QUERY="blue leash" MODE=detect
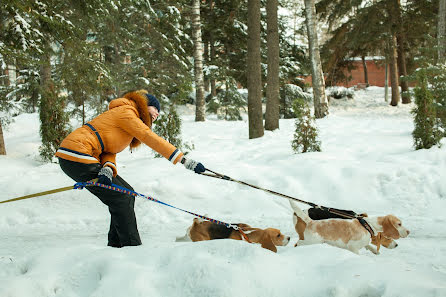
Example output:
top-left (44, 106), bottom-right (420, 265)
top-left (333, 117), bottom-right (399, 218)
top-left (75, 180), bottom-right (241, 230)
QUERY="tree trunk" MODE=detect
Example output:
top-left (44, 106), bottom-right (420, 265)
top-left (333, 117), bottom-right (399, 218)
top-left (192, 0), bottom-right (206, 122)
top-left (439, 0), bottom-right (446, 63)
top-left (203, 40), bottom-right (210, 93)
top-left (361, 56), bottom-right (369, 86)
top-left (389, 34), bottom-right (400, 106)
top-left (247, 0), bottom-right (264, 139)
top-left (209, 0), bottom-right (217, 99)
top-left (265, 0), bottom-right (280, 131)
top-left (304, 0), bottom-right (328, 118)
top-left (40, 52), bottom-right (52, 90)
top-left (397, 34), bottom-right (410, 104)
top-left (384, 60), bottom-right (389, 102)
top-left (393, 0), bottom-right (410, 104)
top-left (210, 38), bottom-right (216, 97)
top-left (0, 122), bottom-right (6, 155)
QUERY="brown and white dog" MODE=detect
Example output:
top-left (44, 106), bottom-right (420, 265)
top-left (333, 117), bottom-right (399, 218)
top-left (176, 218), bottom-right (290, 253)
top-left (289, 201), bottom-right (409, 254)
top-left (303, 207), bottom-right (398, 254)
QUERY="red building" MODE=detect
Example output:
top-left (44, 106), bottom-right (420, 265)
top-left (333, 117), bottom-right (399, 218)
top-left (341, 57), bottom-right (389, 87)
top-left (301, 57), bottom-right (390, 88)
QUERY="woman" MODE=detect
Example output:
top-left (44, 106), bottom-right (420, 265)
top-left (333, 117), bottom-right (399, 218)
top-left (56, 89), bottom-right (205, 247)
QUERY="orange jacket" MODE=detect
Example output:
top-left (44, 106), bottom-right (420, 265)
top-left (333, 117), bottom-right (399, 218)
top-left (55, 91), bottom-right (183, 176)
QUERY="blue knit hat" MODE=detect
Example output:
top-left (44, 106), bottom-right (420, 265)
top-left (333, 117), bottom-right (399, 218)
top-left (145, 94), bottom-right (160, 112)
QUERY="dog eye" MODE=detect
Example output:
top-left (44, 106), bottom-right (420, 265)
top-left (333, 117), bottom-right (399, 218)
top-left (277, 234), bottom-right (281, 238)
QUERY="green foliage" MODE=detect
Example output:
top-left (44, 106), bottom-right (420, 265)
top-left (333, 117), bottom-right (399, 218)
top-left (280, 83), bottom-right (312, 119)
top-left (38, 85), bottom-right (71, 162)
top-left (319, 0), bottom-right (438, 86)
top-left (291, 98), bottom-right (321, 154)
top-left (327, 86), bottom-right (354, 99)
top-left (206, 78), bottom-right (246, 121)
top-left (431, 65), bottom-right (446, 135)
top-left (152, 101), bottom-right (193, 158)
top-left (409, 33), bottom-right (446, 140)
top-left (411, 71), bottom-right (443, 150)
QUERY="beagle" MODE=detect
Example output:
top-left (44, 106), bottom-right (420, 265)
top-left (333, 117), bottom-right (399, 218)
top-left (289, 201), bottom-right (409, 254)
top-left (304, 207), bottom-right (398, 253)
top-left (176, 218), bottom-right (290, 253)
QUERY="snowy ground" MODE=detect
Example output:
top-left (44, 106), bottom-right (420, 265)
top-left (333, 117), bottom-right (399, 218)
top-left (1, 87), bottom-right (445, 297)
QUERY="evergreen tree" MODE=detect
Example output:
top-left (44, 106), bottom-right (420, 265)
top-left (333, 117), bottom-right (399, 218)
top-left (279, 83), bottom-right (312, 119)
top-left (291, 97), bottom-right (321, 153)
top-left (39, 83), bottom-right (70, 161)
top-left (412, 71), bottom-right (443, 150)
top-left (319, 0), bottom-right (437, 104)
top-left (152, 99), bottom-right (193, 158)
top-left (207, 78), bottom-right (246, 120)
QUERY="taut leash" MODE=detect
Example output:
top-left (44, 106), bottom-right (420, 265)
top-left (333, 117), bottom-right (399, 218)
top-left (0, 179), bottom-right (98, 204)
top-left (201, 168), bottom-right (375, 236)
top-left (1, 180), bottom-right (246, 234)
top-left (73, 180), bottom-right (243, 232)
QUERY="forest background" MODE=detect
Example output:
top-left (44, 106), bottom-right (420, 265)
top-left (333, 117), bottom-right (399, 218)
top-left (0, 0), bottom-right (445, 160)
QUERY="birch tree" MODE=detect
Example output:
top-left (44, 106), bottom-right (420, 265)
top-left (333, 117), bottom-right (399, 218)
top-left (247, 0), bottom-right (264, 139)
top-left (192, 0), bottom-right (205, 122)
top-left (265, 0), bottom-right (280, 131)
top-left (304, 0), bottom-right (328, 118)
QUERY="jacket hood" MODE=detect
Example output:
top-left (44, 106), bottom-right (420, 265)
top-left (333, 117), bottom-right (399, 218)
top-left (110, 91), bottom-right (152, 151)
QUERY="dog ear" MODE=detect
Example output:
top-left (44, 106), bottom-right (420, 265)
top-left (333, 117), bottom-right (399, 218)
top-left (237, 223), bottom-right (252, 230)
top-left (259, 232), bottom-right (277, 253)
top-left (382, 216), bottom-right (400, 239)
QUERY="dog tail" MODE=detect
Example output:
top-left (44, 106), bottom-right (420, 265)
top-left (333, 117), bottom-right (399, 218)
top-left (289, 200), bottom-right (311, 224)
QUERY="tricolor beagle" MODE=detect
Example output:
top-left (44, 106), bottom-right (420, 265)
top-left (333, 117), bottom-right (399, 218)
top-left (289, 201), bottom-right (409, 254)
top-left (176, 218), bottom-right (290, 253)
top-left (303, 206), bottom-right (398, 254)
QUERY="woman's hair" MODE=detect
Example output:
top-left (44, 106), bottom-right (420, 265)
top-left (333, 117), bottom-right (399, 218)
top-left (120, 89), bottom-right (149, 97)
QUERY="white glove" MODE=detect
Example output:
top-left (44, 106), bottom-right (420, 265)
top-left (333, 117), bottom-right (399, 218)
top-left (98, 166), bottom-right (113, 185)
top-left (181, 157), bottom-right (206, 174)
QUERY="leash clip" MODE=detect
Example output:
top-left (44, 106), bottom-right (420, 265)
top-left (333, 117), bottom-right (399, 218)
top-left (73, 182), bottom-right (85, 190)
top-left (230, 224), bottom-right (239, 230)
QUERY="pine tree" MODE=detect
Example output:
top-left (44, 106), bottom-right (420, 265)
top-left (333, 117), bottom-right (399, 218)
top-left (291, 97), bottom-right (321, 153)
top-left (152, 100), bottom-right (193, 158)
top-left (39, 82), bottom-right (71, 161)
top-left (206, 78), bottom-right (245, 120)
top-left (412, 71), bottom-right (442, 150)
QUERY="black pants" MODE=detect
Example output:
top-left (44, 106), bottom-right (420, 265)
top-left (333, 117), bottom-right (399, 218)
top-left (59, 158), bottom-right (142, 247)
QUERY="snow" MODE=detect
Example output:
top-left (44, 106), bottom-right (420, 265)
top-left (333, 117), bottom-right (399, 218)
top-left (1, 87), bottom-right (445, 297)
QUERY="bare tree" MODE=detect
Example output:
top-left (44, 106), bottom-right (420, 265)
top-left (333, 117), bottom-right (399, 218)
top-left (304, 0), bottom-right (328, 118)
top-left (265, 0), bottom-right (280, 131)
top-left (439, 0), bottom-right (446, 63)
top-left (192, 0), bottom-right (206, 122)
top-left (247, 0), bottom-right (264, 139)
